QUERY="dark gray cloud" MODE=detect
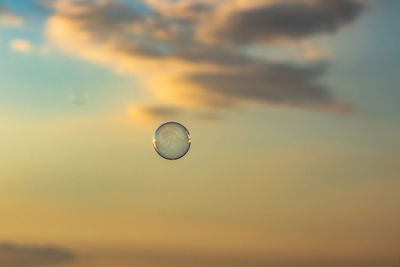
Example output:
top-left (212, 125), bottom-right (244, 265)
top-left (187, 62), bottom-right (336, 107)
top-left (210, 0), bottom-right (365, 44)
top-left (0, 242), bottom-right (76, 267)
top-left (133, 105), bottom-right (223, 121)
top-left (136, 105), bottom-right (181, 118)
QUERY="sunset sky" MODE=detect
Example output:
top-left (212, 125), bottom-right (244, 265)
top-left (0, 0), bottom-right (399, 266)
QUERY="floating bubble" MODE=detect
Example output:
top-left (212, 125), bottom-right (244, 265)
top-left (153, 122), bottom-right (191, 160)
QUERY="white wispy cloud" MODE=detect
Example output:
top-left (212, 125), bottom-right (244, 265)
top-left (10, 39), bottom-right (33, 53)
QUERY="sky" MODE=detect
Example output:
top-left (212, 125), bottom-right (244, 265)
top-left (0, 0), bottom-right (399, 266)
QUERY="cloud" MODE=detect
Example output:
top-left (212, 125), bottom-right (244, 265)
top-left (0, 242), bottom-right (76, 267)
top-left (46, 0), bottom-right (365, 116)
top-left (0, 5), bottom-right (24, 27)
top-left (127, 104), bottom-right (222, 125)
top-left (10, 39), bottom-right (33, 53)
top-left (81, 246), bottom-right (389, 267)
top-left (197, 0), bottom-right (365, 45)
top-left (128, 105), bottom-right (181, 124)
top-left (185, 62), bottom-right (354, 112)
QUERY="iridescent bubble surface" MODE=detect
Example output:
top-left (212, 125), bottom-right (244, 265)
top-left (153, 122), bottom-right (191, 160)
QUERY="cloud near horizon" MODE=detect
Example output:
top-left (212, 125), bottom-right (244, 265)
top-left (45, 0), bottom-right (364, 116)
top-left (0, 242), bottom-right (76, 267)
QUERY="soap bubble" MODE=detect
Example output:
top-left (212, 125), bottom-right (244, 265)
top-left (153, 122), bottom-right (191, 160)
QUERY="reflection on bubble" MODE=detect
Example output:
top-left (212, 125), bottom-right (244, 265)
top-left (153, 122), bottom-right (191, 160)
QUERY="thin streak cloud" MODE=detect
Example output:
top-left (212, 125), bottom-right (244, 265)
top-left (0, 242), bottom-right (76, 267)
